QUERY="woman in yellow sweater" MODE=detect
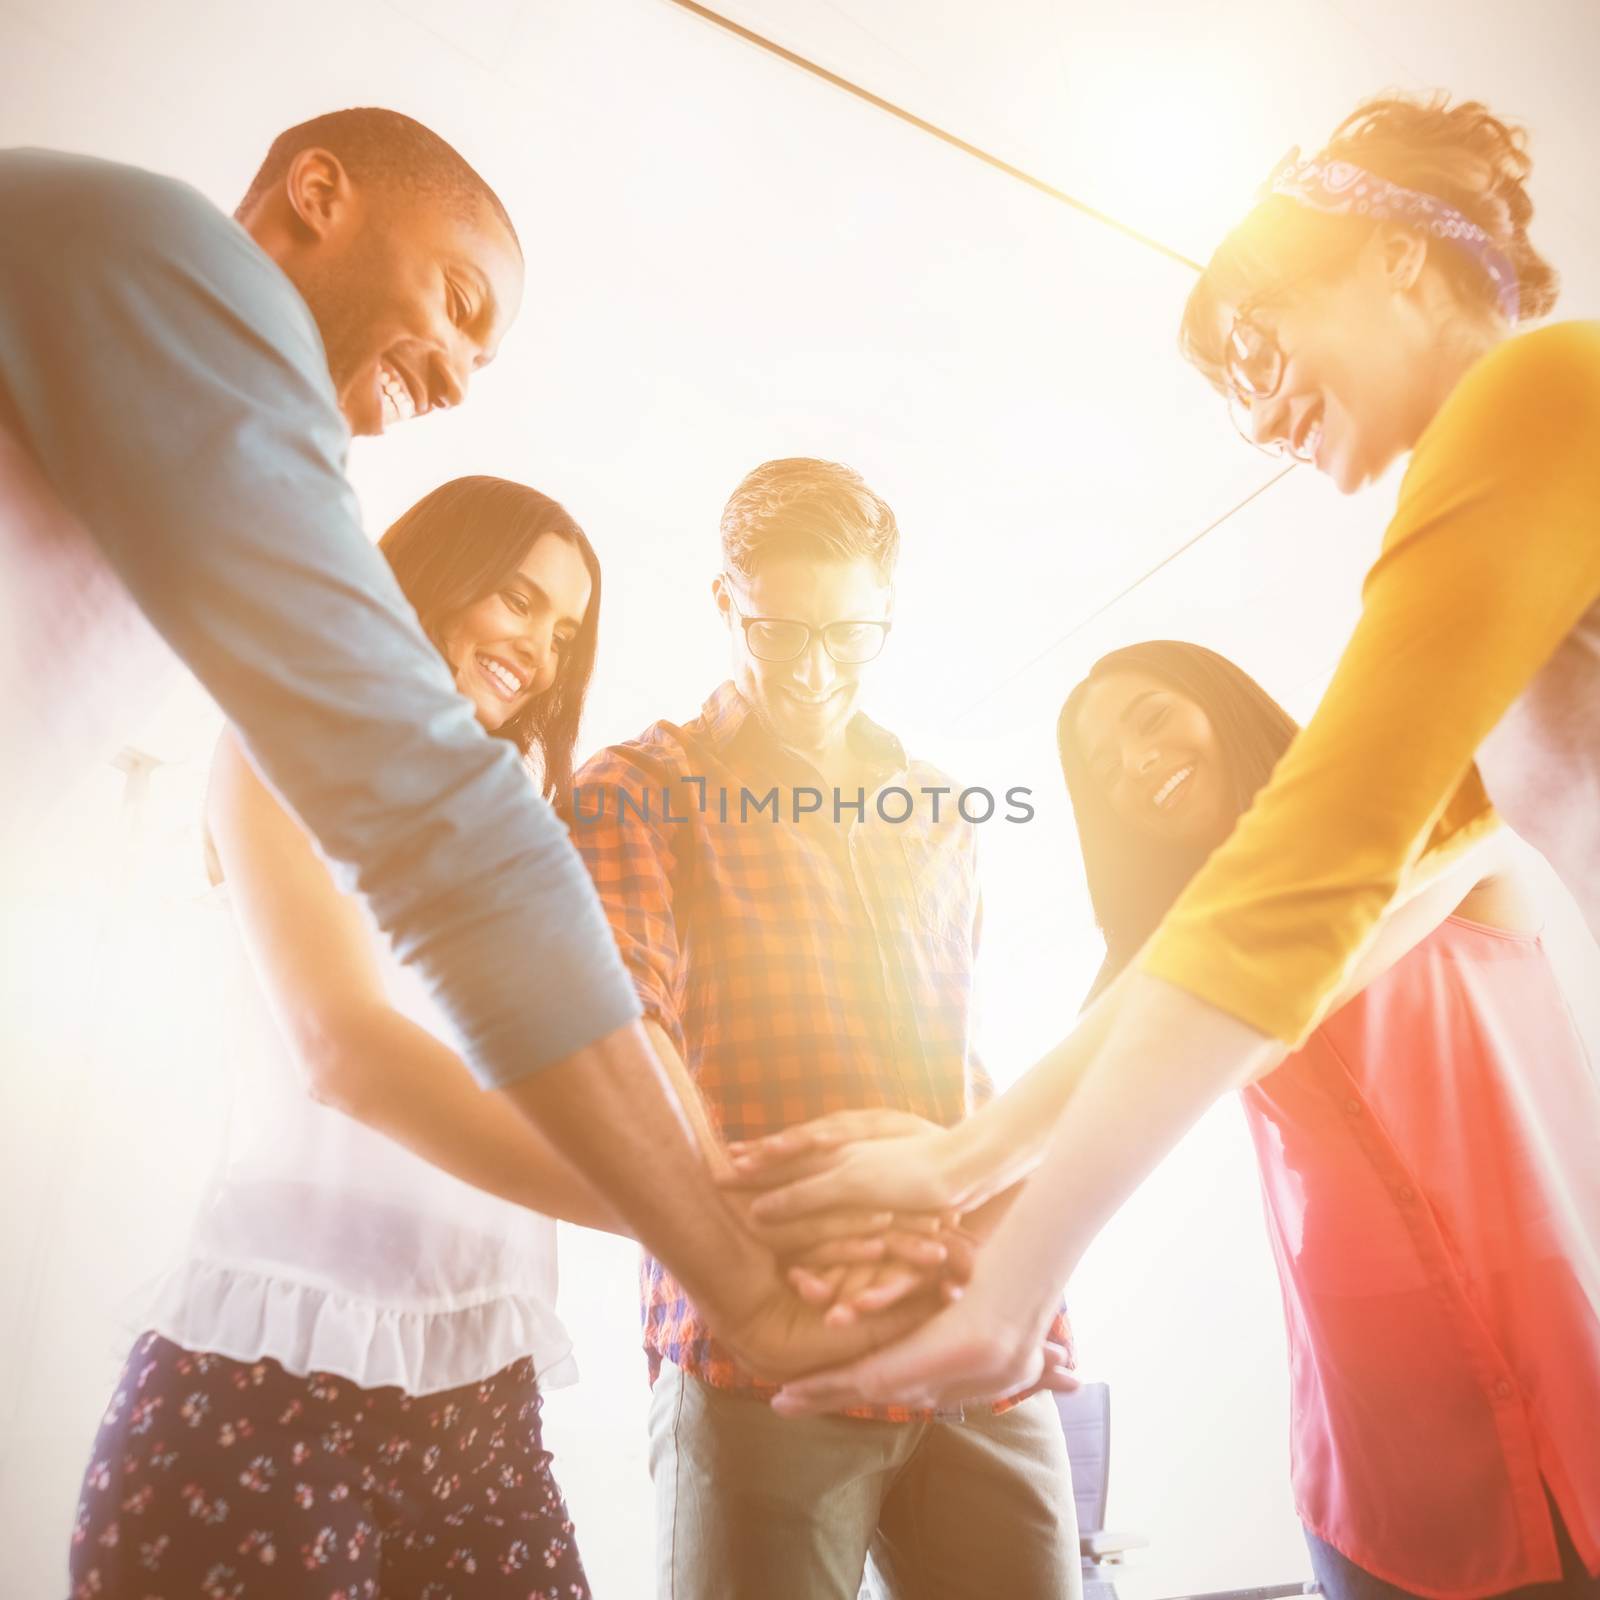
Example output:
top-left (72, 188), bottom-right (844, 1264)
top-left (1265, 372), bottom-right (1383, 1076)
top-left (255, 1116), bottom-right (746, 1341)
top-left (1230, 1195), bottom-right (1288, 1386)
top-left (729, 95), bottom-right (1600, 1453)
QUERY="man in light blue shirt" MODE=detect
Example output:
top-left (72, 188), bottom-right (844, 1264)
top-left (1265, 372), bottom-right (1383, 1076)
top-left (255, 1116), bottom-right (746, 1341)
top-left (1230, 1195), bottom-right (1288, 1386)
top-left (0, 111), bottom-right (921, 1378)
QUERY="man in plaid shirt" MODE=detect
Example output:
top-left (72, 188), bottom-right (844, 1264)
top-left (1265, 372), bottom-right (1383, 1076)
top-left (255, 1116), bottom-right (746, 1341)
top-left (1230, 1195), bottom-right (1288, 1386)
top-left (569, 458), bottom-right (1077, 1598)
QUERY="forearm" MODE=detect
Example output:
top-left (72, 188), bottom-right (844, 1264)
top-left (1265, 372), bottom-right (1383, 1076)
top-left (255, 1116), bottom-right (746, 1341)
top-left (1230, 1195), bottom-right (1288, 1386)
top-left (940, 970), bottom-right (1129, 1207)
top-left (311, 1008), bottom-right (630, 1235)
top-left (637, 1020), bottom-right (853, 1255)
top-left (955, 793), bottom-right (1506, 1203)
top-left (499, 1019), bottom-right (781, 1333)
top-left (944, 830), bottom-right (1488, 1198)
top-left (970, 972), bottom-right (1276, 1334)
top-left (641, 1019), bottom-right (734, 1175)
top-left (959, 1180), bottom-right (1023, 1239)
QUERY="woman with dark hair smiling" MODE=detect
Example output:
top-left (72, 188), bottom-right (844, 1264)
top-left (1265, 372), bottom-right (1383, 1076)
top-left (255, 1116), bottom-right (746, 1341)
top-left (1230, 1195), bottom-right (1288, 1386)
top-left (1055, 642), bottom-right (1302, 1003)
top-left (1058, 641), bottom-right (1600, 1599)
top-left (379, 475), bottom-right (603, 805)
top-left (71, 477), bottom-right (621, 1598)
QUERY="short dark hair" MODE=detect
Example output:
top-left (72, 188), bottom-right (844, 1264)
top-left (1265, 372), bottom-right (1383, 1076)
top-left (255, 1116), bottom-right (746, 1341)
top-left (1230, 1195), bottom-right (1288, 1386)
top-left (1057, 640), bottom-right (1300, 1001)
top-left (720, 458), bottom-right (900, 581)
top-left (378, 476), bottom-right (601, 805)
top-left (236, 107), bottom-right (519, 251)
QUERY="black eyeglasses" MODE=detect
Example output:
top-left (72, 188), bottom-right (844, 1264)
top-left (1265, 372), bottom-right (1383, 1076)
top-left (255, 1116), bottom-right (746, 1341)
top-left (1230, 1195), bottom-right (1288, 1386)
top-left (1223, 307), bottom-right (1311, 462)
top-left (1221, 260), bottom-right (1347, 464)
top-left (724, 586), bottom-right (892, 665)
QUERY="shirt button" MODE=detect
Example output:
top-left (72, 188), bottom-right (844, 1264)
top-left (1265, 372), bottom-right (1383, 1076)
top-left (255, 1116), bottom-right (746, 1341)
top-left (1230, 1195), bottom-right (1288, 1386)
top-left (1396, 1185), bottom-right (1416, 1204)
top-left (1493, 1379), bottom-right (1515, 1401)
top-left (1343, 1098), bottom-right (1362, 1116)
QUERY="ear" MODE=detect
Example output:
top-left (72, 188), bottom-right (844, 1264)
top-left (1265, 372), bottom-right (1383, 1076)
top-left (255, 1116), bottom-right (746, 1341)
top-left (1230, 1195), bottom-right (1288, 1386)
top-left (283, 146), bottom-right (359, 243)
top-left (711, 572), bottom-right (734, 625)
top-left (1363, 222), bottom-right (1429, 295)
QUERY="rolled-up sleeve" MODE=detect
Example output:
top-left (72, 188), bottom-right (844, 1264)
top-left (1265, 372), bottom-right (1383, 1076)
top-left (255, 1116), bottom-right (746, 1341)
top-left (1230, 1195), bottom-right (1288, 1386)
top-left (0, 149), bottom-right (639, 1085)
top-left (1141, 322), bottom-right (1600, 1045)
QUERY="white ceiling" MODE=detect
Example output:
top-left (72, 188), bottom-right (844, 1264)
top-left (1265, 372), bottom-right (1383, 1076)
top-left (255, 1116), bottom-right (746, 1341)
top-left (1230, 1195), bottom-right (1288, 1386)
top-left (693, 0), bottom-right (1600, 278)
top-left (3, 0), bottom-right (1596, 999)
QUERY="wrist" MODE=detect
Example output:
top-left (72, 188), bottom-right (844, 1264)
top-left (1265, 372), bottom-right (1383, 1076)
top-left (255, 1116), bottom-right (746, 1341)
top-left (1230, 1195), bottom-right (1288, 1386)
top-left (942, 1116), bottom-right (1004, 1210)
top-left (965, 1244), bottom-right (1060, 1349)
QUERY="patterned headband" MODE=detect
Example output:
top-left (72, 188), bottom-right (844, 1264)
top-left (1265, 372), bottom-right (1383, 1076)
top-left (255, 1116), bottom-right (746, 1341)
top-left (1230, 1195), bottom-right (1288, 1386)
top-left (1262, 146), bottom-right (1521, 322)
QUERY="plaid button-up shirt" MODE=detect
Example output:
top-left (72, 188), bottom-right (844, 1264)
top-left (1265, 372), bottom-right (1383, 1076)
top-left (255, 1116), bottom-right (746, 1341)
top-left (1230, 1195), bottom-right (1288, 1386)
top-left (568, 681), bottom-right (1071, 1421)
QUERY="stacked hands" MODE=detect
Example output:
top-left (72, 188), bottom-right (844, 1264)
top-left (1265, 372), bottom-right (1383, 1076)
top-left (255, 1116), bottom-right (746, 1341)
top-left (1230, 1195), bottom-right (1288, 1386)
top-left (716, 1108), bottom-right (1077, 1417)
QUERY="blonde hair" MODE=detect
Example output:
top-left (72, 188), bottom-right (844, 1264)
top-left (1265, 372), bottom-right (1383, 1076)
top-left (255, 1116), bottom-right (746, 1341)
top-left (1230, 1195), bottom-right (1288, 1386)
top-left (720, 458), bottom-right (899, 581)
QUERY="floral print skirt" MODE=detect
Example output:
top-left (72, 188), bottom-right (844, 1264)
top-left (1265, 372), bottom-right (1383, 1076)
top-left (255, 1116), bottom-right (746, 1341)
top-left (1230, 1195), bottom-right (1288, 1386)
top-left (70, 1331), bottom-right (591, 1599)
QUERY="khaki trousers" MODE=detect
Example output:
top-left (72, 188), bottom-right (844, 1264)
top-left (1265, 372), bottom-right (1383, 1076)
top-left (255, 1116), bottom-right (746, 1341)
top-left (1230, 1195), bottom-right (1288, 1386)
top-left (648, 1360), bottom-right (1081, 1600)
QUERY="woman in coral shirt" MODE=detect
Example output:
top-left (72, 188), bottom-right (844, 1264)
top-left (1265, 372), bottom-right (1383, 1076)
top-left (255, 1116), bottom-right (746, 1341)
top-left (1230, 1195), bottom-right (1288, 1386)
top-left (1058, 640), bottom-right (1600, 1599)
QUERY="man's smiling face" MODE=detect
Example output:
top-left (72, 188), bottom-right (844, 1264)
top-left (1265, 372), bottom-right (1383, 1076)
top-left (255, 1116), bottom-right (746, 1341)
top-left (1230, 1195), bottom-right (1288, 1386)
top-left (716, 556), bottom-right (892, 762)
top-left (293, 183), bottom-right (524, 438)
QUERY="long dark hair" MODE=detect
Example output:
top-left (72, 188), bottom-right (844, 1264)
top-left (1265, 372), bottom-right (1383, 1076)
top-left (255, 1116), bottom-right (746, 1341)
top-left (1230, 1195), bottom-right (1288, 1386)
top-left (1057, 641), bottom-right (1300, 998)
top-left (379, 476), bottom-right (602, 805)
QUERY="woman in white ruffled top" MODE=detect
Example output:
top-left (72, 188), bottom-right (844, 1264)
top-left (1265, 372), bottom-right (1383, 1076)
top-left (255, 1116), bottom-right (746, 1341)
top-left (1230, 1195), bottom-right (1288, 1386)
top-left (72, 477), bottom-right (629, 1600)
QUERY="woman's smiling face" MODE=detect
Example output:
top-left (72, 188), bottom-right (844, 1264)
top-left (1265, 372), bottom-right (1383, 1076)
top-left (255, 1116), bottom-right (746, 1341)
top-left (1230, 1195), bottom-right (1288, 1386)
top-left (439, 533), bottom-right (593, 732)
top-left (1213, 227), bottom-right (1465, 494)
top-left (1074, 668), bottom-right (1236, 851)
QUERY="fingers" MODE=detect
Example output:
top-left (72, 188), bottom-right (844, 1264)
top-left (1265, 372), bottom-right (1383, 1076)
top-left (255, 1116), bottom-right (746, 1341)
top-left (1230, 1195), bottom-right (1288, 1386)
top-left (770, 1353), bottom-right (889, 1416)
top-left (820, 1262), bottom-right (880, 1326)
top-left (881, 1229), bottom-right (947, 1268)
top-left (725, 1116), bottom-right (852, 1173)
top-left (720, 1146), bottom-right (843, 1191)
top-left (773, 1298), bottom-right (1048, 1415)
top-left (888, 1211), bottom-right (944, 1234)
top-left (724, 1109), bottom-right (941, 1183)
top-left (727, 1118), bottom-right (848, 1160)
top-left (770, 1334), bottom-right (927, 1416)
top-left (756, 1208), bottom-right (894, 1257)
top-left (935, 1231), bottom-right (978, 1285)
top-left (746, 1167), bottom-right (868, 1225)
top-left (826, 1262), bottom-right (925, 1326)
top-left (1035, 1340), bottom-right (1079, 1395)
top-left (807, 1208), bottom-right (896, 1242)
top-left (787, 1264), bottom-right (846, 1307)
top-left (791, 1236), bottom-right (889, 1269)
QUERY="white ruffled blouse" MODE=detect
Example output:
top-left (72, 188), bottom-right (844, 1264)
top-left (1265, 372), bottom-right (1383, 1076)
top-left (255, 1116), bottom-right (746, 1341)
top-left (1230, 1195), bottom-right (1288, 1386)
top-left (148, 888), bottom-right (576, 1398)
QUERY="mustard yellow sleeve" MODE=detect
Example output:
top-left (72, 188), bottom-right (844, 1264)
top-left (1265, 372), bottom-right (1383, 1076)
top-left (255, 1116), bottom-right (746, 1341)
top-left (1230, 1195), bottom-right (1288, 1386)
top-left (1140, 321), bottom-right (1600, 1045)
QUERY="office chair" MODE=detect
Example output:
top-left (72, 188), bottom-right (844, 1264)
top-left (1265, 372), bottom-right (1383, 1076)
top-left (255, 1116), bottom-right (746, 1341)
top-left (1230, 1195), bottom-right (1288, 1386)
top-left (1057, 1382), bottom-right (1318, 1600)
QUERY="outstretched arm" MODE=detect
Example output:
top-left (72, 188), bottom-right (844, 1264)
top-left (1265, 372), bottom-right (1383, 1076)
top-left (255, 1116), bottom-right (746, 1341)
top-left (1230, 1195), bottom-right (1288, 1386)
top-left (0, 156), bottom-right (848, 1336)
top-left (765, 835), bottom-right (1523, 1413)
top-left (772, 979), bottom-right (1272, 1415)
top-left (210, 731), bottom-right (630, 1234)
top-left (213, 731), bottom-right (935, 1370)
top-left (729, 806), bottom-right (1511, 1233)
top-left (774, 332), bottom-right (1600, 1413)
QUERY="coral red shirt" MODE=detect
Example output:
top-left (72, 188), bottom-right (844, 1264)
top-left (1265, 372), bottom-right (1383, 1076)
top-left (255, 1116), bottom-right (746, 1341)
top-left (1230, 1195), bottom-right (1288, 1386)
top-left (1242, 915), bottom-right (1600, 1598)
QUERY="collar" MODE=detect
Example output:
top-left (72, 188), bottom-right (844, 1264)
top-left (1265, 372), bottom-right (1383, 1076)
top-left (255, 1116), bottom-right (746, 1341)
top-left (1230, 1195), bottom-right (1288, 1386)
top-left (696, 679), bottom-right (909, 788)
